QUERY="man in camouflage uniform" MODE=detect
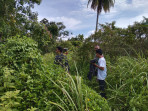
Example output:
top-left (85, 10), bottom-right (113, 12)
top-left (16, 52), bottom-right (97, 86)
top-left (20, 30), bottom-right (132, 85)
top-left (87, 45), bottom-right (100, 80)
top-left (54, 46), bottom-right (69, 72)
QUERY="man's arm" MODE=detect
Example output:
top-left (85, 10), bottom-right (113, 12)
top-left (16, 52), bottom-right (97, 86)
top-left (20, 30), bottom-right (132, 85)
top-left (93, 63), bottom-right (104, 71)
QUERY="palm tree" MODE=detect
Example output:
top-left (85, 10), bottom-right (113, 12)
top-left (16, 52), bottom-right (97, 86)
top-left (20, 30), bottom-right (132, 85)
top-left (88, 0), bottom-right (115, 32)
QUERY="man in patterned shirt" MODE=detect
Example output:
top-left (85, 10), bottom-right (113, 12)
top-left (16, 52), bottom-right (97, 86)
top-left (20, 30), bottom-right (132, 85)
top-left (54, 46), bottom-right (69, 72)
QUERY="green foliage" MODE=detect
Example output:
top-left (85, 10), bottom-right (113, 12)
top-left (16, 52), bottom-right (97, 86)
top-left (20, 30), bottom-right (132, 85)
top-left (87, 17), bottom-right (148, 57)
top-left (0, 90), bottom-right (22, 111)
top-left (42, 53), bottom-right (111, 111)
top-left (0, 36), bottom-right (40, 67)
top-left (67, 34), bottom-right (84, 47)
top-left (0, 38), bottom-right (108, 111)
top-left (83, 85), bottom-right (110, 111)
top-left (64, 18), bottom-right (148, 110)
top-left (27, 107), bottom-right (38, 111)
top-left (69, 48), bottom-right (148, 111)
top-left (68, 42), bottom-right (96, 77)
top-left (0, 36), bottom-right (53, 110)
top-left (0, 0), bottom-right (42, 38)
top-left (0, 7), bottom-right (148, 110)
top-left (29, 22), bottom-right (52, 53)
top-left (69, 34), bottom-right (84, 42)
top-left (106, 56), bottom-right (148, 111)
top-left (40, 18), bottom-right (69, 41)
top-left (48, 72), bottom-right (110, 111)
top-left (57, 41), bottom-right (74, 50)
top-left (0, 0), bottom-right (52, 54)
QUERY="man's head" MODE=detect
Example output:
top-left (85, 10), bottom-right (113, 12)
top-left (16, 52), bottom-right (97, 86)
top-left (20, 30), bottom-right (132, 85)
top-left (96, 49), bottom-right (103, 58)
top-left (94, 45), bottom-right (100, 51)
top-left (56, 46), bottom-right (63, 54)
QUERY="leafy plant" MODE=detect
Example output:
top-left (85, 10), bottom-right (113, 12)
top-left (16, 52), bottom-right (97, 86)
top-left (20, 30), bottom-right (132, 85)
top-left (0, 90), bottom-right (22, 111)
top-left (0, 36), bottom-right (53, 110)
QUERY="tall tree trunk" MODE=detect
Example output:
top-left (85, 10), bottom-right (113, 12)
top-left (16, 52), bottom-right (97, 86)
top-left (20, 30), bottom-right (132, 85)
top-left (95, 7), bottom-right (99, 32)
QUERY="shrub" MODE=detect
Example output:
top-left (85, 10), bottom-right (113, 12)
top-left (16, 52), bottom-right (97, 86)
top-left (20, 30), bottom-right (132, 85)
top-left (0, 36), bottom-right (54, 110)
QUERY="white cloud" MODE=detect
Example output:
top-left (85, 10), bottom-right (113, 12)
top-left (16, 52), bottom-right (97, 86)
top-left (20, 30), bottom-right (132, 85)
top-left (101, 0), bottom-right (148, 26)
top-left (86, 0), bottom-right (148, 19)
top-left (116, 13), bottom-right (148, 28)
top-left (78, 0), bottom-right (118, 19)
top-left (80, 0), bottom-right (87, 2)
top-left (38, 16), bottom-right (81, 30)
top-left (116, 0), bottom-right (148, 11)
top-left (84, 30), bottom-right (95, 38)
top-left (70, 0), bottom-right (96, 18)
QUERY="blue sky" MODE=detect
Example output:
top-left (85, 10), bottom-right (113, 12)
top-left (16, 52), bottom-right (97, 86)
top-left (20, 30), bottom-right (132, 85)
top-left (33, 0), bottom-right (148, 38)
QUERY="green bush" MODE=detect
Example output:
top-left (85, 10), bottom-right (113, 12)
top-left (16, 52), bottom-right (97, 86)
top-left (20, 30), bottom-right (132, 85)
top-left (0, 35), bottom-right (41, 69)
top-left (0, 36), bottom-right (54, 110)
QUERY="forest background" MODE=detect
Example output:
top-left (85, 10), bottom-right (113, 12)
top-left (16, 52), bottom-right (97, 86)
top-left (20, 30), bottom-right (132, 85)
top-left (0, 0), bottom-right (148, 111)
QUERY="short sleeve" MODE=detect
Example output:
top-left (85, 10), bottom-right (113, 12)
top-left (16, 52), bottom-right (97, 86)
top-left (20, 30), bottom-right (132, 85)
top-left (99, 59), bottom-right (105, 67)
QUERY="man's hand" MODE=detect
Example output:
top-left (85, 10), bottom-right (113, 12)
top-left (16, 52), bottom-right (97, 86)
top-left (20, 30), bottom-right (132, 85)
top-left (92, 63), bottom-right (104, 71)
top-left (92, 63), bottom-right (97, 67)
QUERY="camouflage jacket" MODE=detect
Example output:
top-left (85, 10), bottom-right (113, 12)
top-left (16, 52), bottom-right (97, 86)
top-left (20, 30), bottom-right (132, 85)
top-left (54, 53), bottom-right (70, 71)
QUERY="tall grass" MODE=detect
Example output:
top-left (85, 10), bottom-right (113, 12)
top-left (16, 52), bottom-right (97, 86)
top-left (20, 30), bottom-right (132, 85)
top-left (48, 66), bottom-right (86, 111)
top-left (106, 56), bottom-right (148, 111)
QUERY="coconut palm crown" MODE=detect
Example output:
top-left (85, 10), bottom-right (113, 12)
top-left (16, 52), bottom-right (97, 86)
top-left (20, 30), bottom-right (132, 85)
top-left (88, 0), bottom-right (115, 32)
